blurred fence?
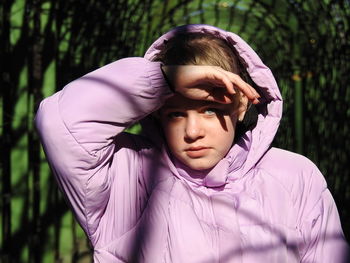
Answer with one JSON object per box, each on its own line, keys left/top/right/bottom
{"left": 1, "top": 0, "right": 349, "bottom": 262}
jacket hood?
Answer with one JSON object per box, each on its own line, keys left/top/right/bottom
{"left": 143, "top": 24, "right": 282, "bottom": 188}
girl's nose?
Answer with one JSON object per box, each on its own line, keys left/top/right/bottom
{"left": 185, "top": 114, "right": 204, "bottom": 141}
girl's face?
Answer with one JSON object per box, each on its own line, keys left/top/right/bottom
{"left": 160, "top": 93, "right": 238, "bottom": 170}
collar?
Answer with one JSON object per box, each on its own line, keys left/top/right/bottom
{"left": 164, "top": 132, "right": 252, "bottom": 188}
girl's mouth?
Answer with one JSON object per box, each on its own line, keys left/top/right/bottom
{"left": 185, "top": 147, "right": 210, "bottom": 158}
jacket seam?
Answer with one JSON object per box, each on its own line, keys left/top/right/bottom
{"left": 254, "top": 166, "right": 293, "bottom": 199}
{"left": 58, "top": 90, "right": 99, "bottom": 158}
{"left": 163, "top": 181, "right": 177, "bottom": 261}
{"left": 56, "top": 94, "right": 98, "bottom": 239}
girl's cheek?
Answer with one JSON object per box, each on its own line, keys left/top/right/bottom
{"left": 163, "top": 124, "right": 177, "bottom": 140}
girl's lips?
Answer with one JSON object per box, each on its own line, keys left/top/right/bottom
{"left": 185, "top": 147, "right": 210, "bottom": 158}
{"left": 187, "top": 146, "right": 207, "bottom": 150}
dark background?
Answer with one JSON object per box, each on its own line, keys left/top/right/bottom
{"left": 1, "top": 0, "right": 349, "bottom": 262}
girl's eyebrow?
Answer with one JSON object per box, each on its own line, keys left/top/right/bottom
{"left": 162, "top": 101, "right": 229, "bottom": 111}
{"left": 161, "top": 105, "right": 180, "bottom": 110}
{"left": 203, "top": 101, "right": 225, "bottom": 107}
{"left": 201, "top": 102, "right": 231, "bottom": 109}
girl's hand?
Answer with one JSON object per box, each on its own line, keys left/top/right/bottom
{"left": 162, "top": 65, "right": 260, "bottom": 104}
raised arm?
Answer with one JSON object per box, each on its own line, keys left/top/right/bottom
{"left": 35, "top": 58, "right": 172, "bottom": 237}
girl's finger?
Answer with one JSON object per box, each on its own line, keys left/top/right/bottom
{"left": 213, "top": 67, "right": 261, "bottom": 105}
{"left": 209, "top": 68, "right": 236, "bottom": 94}
{"left": 206, "top": 93, "right": 235, "bottom": 104}
{"left": 214, "top": 68, "right": 253, "bottom": 96}
{"left": 225, "top": 73, "right": 260, "bottom": 100}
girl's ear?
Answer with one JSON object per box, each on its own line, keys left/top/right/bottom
{"left": 234, "top": 94, "right": 259, "bottom": 142}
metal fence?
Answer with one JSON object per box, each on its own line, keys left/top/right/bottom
{"left": 1, "top": 0, "right": 349, "bottom": 262}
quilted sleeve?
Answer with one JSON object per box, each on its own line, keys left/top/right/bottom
{"left": 299, "top": 168, "right": 349, "bottom": 263}
{"left": 35, "top": 57, "right": 172, "bottom": 239}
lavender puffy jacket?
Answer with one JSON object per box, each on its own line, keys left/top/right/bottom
{"left": 35, "top": 25, "right": 348, "bottom": 262}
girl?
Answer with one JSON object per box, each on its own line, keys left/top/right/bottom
{"left": 35, "top": 24, "right": 348, "bottom": 262}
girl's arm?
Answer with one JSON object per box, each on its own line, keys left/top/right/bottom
{"left": 299, "top": 168, "right": 349, "bottom": 263}
{"left": 35, "top": 57, "right": 172, "bottom": 240}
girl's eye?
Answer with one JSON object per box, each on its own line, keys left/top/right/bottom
{"left": 167, "top": 112, "right": 185, "bottom": 119}
{"left": 204, "top": 108, "right": 218, "bottom": 115}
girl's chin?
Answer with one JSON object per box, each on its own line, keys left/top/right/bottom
{"left": 181, "top": 159, "right": 218, "bottom": 171}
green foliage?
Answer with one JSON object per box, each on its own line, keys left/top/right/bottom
{"left": 1, "top": 0, "right": 349, "bottom": 262}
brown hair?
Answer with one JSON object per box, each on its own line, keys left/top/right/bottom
{"left": 152, "top": 32, "right": 245, "bottom": 76}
